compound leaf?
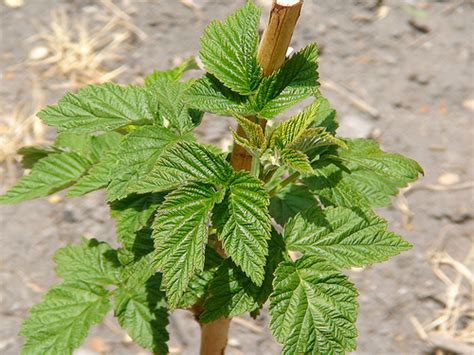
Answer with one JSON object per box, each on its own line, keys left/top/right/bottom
{"left": 114, "top": 274, "right": 169, "bottom": 354}
{"left": 284, "top": 206, "right": 412, "bottom": 268}
{"left": 20, "top": 282, "right": 111, "bottom": 355}
{"left": 269, "top": 256, "right": 358, "bottom": 355}
{"left": 54, "top": 238, "right": 121, "bottom": 285}
{"left": 38, "top": 83, "right": 157, "bottom": 133}
{"left": 0, "top": 152, "right": 92, "bottom": 204}
{"left": 152, "top": 183, "right": 220, "bottom": 307}
{"left": 213, "top": 171, "right": 271, "bottom": 285}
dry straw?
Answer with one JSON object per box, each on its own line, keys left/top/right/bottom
{"left": 1, "top": 1, "right": 145, "bottom": 190}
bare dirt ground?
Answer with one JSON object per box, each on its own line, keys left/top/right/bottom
{"left": 1, "top": 0, "right": 473, "bottom": 354}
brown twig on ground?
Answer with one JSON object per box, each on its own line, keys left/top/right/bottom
{"left": 411, "top": 227, "right": 474, "bottom": 354}
{"left": 320, "top": 79, "right": 380, "bottom": 119}
{"left": 395, "top": 181, "right": 474, "bottom": 229}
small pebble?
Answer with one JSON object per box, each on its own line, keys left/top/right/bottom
{"left": 4, "top": 0, "right": 24, "bottom": 8}
{"left": 29, "top": 46, "right": 49, "bottom": 61}
{"left": 228, "top": 338, "right": 241, "bottom": 347}
{"left": 437, "top": 172, "right": 460, "bottom": 186}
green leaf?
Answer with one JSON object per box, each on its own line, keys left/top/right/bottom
{"left": 289, "top": 128, "right": 346, "bottom": 153}
{"left": 38, "top": 83, "right": 157, "bottom": 133}
{"left": 64, "top": 132, "right": 123, "bottom": 197}
{"left": 269, "top": 184, "right": 317, "bottom": 225}
{"left": 145, "top": 56, "right": 198, "bottom": 85}
{"left": 114, "top": 274, "right": 169, "bottom": 354}
{"left": 234, "top": 115, "right": 265, "bottom": 148}
{"left": 280, "top": 148, "right": 314, "bottom": 174}
{"left": 306, "top": 139, "right": 423, "bottom": 207}
{"left": 17, "top": 146, "right": 59, "bottom": 169}
{"left": 177, "top": 247, "right": 223, "bottom": 309}
{"left": 54, "top": 131, "right": 122, "bottom": 161}
{"left": 147, "top": 74, "right": 199, "bottom": 132}
{"left": 201, "top": 230, "right": 285, "bottom": 322}
{"left": 0, "top": 152, "right": 92, "bottom": 204}
{"left": 213, "top": 171, "right": 271, "bottom": 285}
{"left": 199, "top": 1, "right": 262, "bottom": 95}
{"left": 54, "top": 238, "right": 121, "bottom": 285}
{"left": 137, "top": 141, "right": 232, "bottom": 194}
{"left": 110, "top": 193, "right": 165, "bottom": 252}
{"left": 255, "top": 44, "right": 319, "bottom": 119}
{"left": 269, "top": 100, "right": 321, "bottom": 149}
{"left": 269, "top": 256, "right": 358, "bottom": 355}
{"left": 185, "top": 74, "right": 249, "bottom": 116}
{"left": 20, "top": 281, "right": 111, "bottom": 355}
{"left": 284, "top": 206, "right": 412, "bottom": 268}
{"left": 200, "top": 259, "right": 260, "bottom": 322}
{"left": 304, "top": 160, "right": 368, "bottom": 207}
{"left": 66, "top": 150, "right": 117, "bottom": 197}
{"left": 120, "top": 253, "right": 157, "bottom": 288}
{"left": 106, "top": 126, "right": 194, "bottom": 201}
{"left": 310, "top": 96, "right": 338, "bottom": 133}
{"left": 152, "top": 183, "right": 220, "bottom": 307}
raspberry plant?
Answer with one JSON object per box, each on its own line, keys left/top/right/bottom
{"left": 1, "top": 1, "right": 422, "bottom": 354}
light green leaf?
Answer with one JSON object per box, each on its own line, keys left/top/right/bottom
{"left": 137, "top": 141, "right": 232, "bottom": 194}
{"left": 20, "top": 282, "right": 111, "bottom": 355}
{"left": 280, "top": 148, "right": 314, "bottom": 174}
{"left": 269, "top": 184, "right": 317, "bottom": 226}
{"left": 110, "top": 193, "right": 165, "bottom": 252}
{"left": 152, "top": 183, "right": 220, "bottom": 307}
{"left": 199, "top": 1, "right": 262, "bottom": 95}
{"left": 289, "top": 128, "right": 346, "bottom": 153}
{"left": 54, "top": 238, "right": 121, "bottom": 285}
{"left": 284, "top": 206, "right": 412, "bottom": 268}
{"left": 213, "top": 171, "right": 271, "bottom": 285}
{"left": 269, "top": 99, "right": 321, "bottom": 149}
{"left": 306, "top": 139, "right": 423, "bottom": 207}
{"left": 0, "top": 152, "right": 92, "bottom": 204}
{"left": 106, "top": 126, "right": 194, "bottom": 201}
{"left": 114, "top": 274, "right": 169, "bottom": 354}
{"left": 66, "top": 150, "right": 117, "bottom": 197}
{"left": 185, "top": 74, "right": 249, "bottom": 116}
{"left": 255, "top": 44, "right": 319, "bottom": 119}
{"left": 38, "top": 83, "right": 158, "bottom": 133}
{"left": 145, "top": 56, "right": 198, "bottom": 85}
{"left": 269, "top": 256, "right": 358, "bottom": 355}
{"left": 234, "top": 115, "right": 265, "bottom": 148}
